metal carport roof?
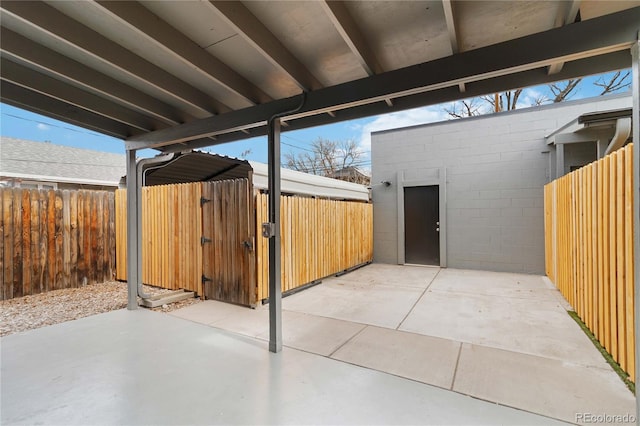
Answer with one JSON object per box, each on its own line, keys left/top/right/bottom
{"left": 140, "top": 151, "right": 252, "bottom": 186}
{"left": 136, "top": 151, "right": 369, "bottom": 201}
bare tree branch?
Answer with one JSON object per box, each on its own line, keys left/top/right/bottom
{"left": 284, "top": 138, "right": 366, "bottom": 184}
{"left": 508, "top": 88, "right": 522, "bottom": 110}
{"left": 548, "top": 78, "right": 582, "bottom": 102}
{"left": 445, "top": 99, "right": 482, "bottom": 118}
{"left": 531, "top": 93, "right": 548, "bottom": 106}
{"left": 594, "top": 70, "right": 631, "bottom": 95}
{"left": 440, "top": 70, "right": 628, "bottom": 122}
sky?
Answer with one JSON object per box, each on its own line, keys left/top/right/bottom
{"left": 0, "top": 70, "right": 631, "bottom": 172}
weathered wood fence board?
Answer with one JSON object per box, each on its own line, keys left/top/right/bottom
{"left": 0, "top": 188, "right": 115, "bottom": 300}
{"left": 256, "top": 193, "right": 373, "bottom": 301}
{"left": 202, "top": 179, "right": 255, "bottom": 305}
{"left": 115, "top": 183, "right": 203, "bottom": 295}
{"left": 115, "top": 189, "right": 127, "bottom": 281}
{"left": 544, "top": 143, "right": 634, "bottom": 381}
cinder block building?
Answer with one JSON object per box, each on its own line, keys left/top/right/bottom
{"left": 371, "top": 93, "right": 632, "bottom": 274}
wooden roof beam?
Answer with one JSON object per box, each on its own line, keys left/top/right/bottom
{"left": 95, "top": 1, "right": 272, "bottom": 106}
{"left": 207, "top": 1, "right": 323, "bottom": 91}
{"left": 1, "top": 80, "right": 135, "bottom": 139}
{"left": 0, "top": 1, "right": 229, "bottom": 117}
{"left": 548, "top": 0, "right": 582, "bottom": 75}
{"left": 320, "top": 0, "right": 383, "bottom": 76}
{"left": 0, "top": 27, "right": 189, "bottom": 126}
{"left": 125, "top": 6, "right": 640, "bottom": 150}
{"left": 0, "top": 58, "right": 166, "bottom": 132}
{"left": 441, "top": 0, "right": 466, "bottom": 92}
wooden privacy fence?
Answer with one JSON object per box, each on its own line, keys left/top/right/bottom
{"left": 115, "top": 179, "right": 373, "bottom": 306}
{"left": 255, "top": 194, "right": 373, "bottom": 301}
{"left": 115, "top": 183, "right": 204, "bottom": 296}
{"left": 544, "top": 143, "right": 634, "bottom": 381}
{"left": 1, "top": 188, "right": 115, "bottom": 300}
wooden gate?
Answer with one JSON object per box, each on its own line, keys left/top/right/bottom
{"left": 116, "top": 178, "right": 372, "bottom": 307}
{"left": 115, "top": 179, "right": 255, "bottom": 305}
{"left": 201, "top": 179, "right": 256, "bottom": 305}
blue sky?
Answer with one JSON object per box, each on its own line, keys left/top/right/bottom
{"left": 0, "top": 70, "right": 631, "bottom": 169}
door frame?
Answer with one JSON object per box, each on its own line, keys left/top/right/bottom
{"left": 396, "top": 168, "right": 447, "bottom": 267}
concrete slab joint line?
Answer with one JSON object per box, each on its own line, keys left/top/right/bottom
{"left": 327, "top": 324, "right": 370, "bottom": 358}
{"left": 449, "top": 342, "right": 464, "bottom": 390}
{"left": 396, "top": 267, "right": 441, "bottom": 330}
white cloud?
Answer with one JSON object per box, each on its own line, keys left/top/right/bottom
{"left": 36, "top": 123, "right": 50, "bottom": 131}
{"left": 519, "top": 87, "right": 547, "bottom": 107}
{"left": 358, "top": 106, "right": 449, "bottom": 152}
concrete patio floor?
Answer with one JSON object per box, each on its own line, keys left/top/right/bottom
{"left": 169, "top": 264, "right": 635, "bottom": 424}
{"left": 1, "top": 264, "right": 634, "bottom": 425}
{"left": 3, "top": 307, "right": 561, "bottom": 425}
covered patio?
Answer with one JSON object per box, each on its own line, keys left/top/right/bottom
{"left": 2, "top": 265, "right": 634, "bottom": 424}
{"left": 1, "top": 1, "right": 639, "bottom": 423}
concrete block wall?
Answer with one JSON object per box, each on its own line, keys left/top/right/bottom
{"left": 371, "top": 94, "right": 631, "bottom": 274}
{"left": 564, "top": 142, "right": 598, "bottom": 174}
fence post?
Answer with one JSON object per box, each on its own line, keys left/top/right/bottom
{"left": 552, "top": 182, "right": 558, "bottom": 283}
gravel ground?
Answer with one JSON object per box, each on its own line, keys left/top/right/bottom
{"left": 0, "top": 281, "right": 201, "bottom": 337}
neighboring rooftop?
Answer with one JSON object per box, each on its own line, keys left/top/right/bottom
{"left": 0, "top": 140, "right": 368, "bottom": 200}
{"left": 328, "top": 166, "right": 371, "bottom": 185}
{"left": 0, "top": 137, "right": 126, "bottom": 187}
{"left": 250, "top": 161, "right": 369, "bottom": 201}
{"left": 372, "top": 93, "right": 633, "bottom": 137}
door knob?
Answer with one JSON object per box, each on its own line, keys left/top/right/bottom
{"left": 436, "top": 227, "right": 440, "bottom": 232}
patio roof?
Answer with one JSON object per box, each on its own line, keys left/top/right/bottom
{"left": 0, "top": 1, "right": 638, "bottom": 151}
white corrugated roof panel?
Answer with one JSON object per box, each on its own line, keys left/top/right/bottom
{"left": 249, "top": 161, "right": 369, "bottom": 202}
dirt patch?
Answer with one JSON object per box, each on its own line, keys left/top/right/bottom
{"left": 0, "top": 281, "right": 201, "bottom": 337}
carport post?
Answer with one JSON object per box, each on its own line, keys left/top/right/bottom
{"left": 125, "top": 148, "right": 139, "bottom": 310}
{"left": 267, "top": 117, "right": 283, "bottom": 353}
{"left": 631, "top": 37, "right": 639, "bottom": 425}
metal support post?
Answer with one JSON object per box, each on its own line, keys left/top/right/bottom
{"left": 125, "top": 149, "right": 138, "bottom": 310}
{"left": 267, "top": 117, "right": 282, "bottom": 353}
{"left": 136, "top": 163, "right": 144, "bottom": 300}
{"left": 555, "top": 143, "right": 565, "bottom": 179}
{"left": 597, "top": 139, "right": 608, "bottom": 160}
{"left": 630, "top": 37, "right": 639, "bottom": 425}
